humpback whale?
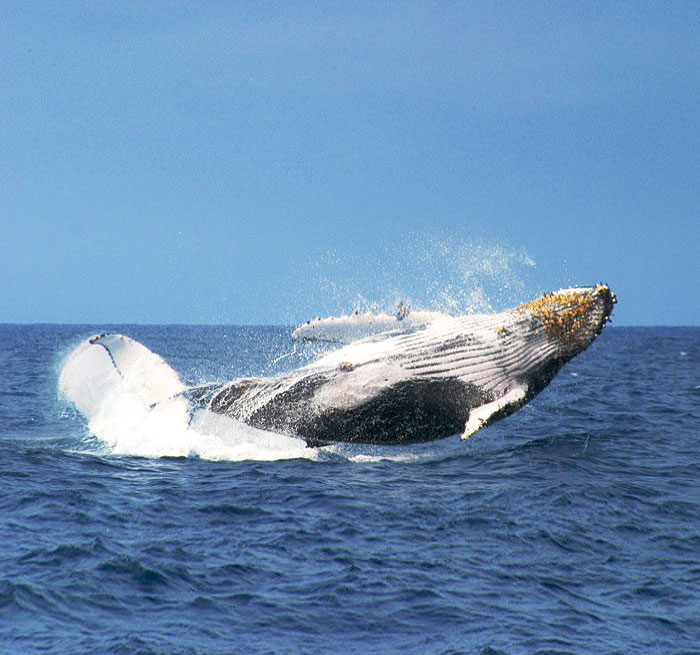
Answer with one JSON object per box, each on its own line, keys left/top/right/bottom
{"left": 59, "top": 284, "right": 615, "bottom": 446}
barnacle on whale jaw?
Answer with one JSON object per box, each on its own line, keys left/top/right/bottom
{"left": 515, "top": 284, "right": 615, "bottom": 350}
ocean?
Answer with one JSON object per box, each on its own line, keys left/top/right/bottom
{"left": 1, "top": 324, "right": 699, "bottom": 654}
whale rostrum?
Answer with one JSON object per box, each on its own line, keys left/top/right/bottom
{"left": 60, "top": 285, "right": 616, "bottom": 446}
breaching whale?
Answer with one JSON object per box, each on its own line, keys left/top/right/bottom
{"left": 59, "top": 284, "right": 615, "bottom": 446}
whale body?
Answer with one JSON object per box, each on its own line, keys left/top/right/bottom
{"left": 60, "top": 285, "right": 615, "bottom": 446}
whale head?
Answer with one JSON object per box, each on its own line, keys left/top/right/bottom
{"left": 515, "top": 283, "right": 616, "bottom": 359}
{"left": 491, "top": 282, "right": 616, "bottom": 409}
{"left": 458, "top": 283, "right": 616, "bottom": 439}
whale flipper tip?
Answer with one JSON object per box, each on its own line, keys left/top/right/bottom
{"left": 462, "top": 385, "right": 528, "bottom": 440}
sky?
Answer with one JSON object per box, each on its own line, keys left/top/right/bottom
{"left": 2, "top": 2, "right": 699, "bottom": 326}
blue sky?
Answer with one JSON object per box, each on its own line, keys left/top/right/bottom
{"left": 2, "top": 2, "right": 698, "bottom": 325}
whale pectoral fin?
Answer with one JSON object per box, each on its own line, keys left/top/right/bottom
{"left": 59, "top": 333, "right": 186, "bottom": 418}
{"left": 462, "top": 385, "right": 528, "bottom": 440}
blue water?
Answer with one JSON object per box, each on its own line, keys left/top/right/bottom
{"left": 1, "top": 324, "right": 699, "bottom": 654}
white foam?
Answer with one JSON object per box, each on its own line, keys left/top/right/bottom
{"left": 59, "top": 338, "right": 318, "bottom": 462}
{"left": 75, "top": 383, "right": 318, "bottom": 462}
{"left": 321, "top": 443, "right": 424, "bottom": 463}
{"left": 344, "top": 452, "right": 422, "bottom": 463}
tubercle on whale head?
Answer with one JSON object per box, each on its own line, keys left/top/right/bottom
{"left": 514, "top": 284, "right": 616, "bottom": 355}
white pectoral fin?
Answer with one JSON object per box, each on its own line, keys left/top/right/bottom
{"left": 462, "top": 385, "right": 528, "bottom": 440}
{"left": 59, "top": 333, "right": 186, "bottom": 419}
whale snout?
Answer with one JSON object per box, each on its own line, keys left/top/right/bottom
{"left": 593, "top": 283, "right": 617, "bottom": 325}
{"left": 516, "top": 283, "right": 616, "bottom": 356}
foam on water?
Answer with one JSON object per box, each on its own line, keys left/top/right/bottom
{"left": 85, "top": 391, "right": 317, "bottom": 462}
{"left": 321, "top": 443, "right": 425, "bottom": 464}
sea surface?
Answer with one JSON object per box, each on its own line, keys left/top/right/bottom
{"left": 1, "top": 324, "right": 699, "bottom": 654}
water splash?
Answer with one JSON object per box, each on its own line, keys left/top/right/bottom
{"left": 66, "top": 385, "right": 319, "bottom": 462}
{"left": 58, "top": 335, "right": 319, "bottom": 463}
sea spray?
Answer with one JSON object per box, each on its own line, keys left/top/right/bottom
{"left": 302, "top": 233, "right": 537, "bottom": 321}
